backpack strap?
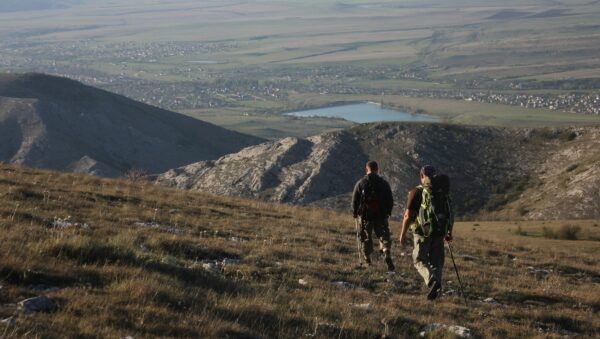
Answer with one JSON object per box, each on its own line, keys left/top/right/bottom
{"left": 417, "top": 185, "right": 433, "bottom": 237}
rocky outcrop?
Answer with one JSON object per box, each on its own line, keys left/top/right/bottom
{"left": 157, "top": 122, "right": 600, "bottom": 220}
{"left": 158, "top": 132, "right": 367, "bottom": 205}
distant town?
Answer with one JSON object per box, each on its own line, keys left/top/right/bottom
{"left": 1, "top": 39, "right": 598, "bottom": 115}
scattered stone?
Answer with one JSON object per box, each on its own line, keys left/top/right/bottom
{"left": 134, "top": 221, "right": 186, "bottom": 235}
{"left": 482, "top": 297, "right": 499, "bottom": 304}
{"left": 202, "top": 262, "right": 218, "bottom": 272}
{"left": 1, "top": 317, "right": 15, "bottom": 326}
{"left": 527, "top": 266, "right": 551, "bottom": 277}
{"left": 52, "top": 216, "right": 90, "bottom": 230}
{"left": 200, "top": 258, "right": 240, "bottom": 273}
{"left": 442, "top": 288, "right": 456, "bottom": 296}
{"left": 420, "top": 323, "right": 471, "bottom": 338}
{"left": 348, "top": 303, "right": 371, "bottom": 310}
{"left": 298, "top": 279, "right": 308, "bottom": 286}
{"left": 331, "top": 281, "right": 355, "bottom": 289}
{"left": 18, "top": 296, "right": 57, "bottom": 314}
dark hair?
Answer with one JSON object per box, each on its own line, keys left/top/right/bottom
{"left": 366, "top": 161, "right": 378, "bottom": 172}
{"left": 420, "top": 165, "right": 436, "bottom": 178}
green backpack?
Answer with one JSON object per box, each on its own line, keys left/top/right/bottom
{"left": 416, "top": 174, "right": 454, "bottom": 237}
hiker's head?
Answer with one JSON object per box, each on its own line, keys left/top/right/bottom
{"left": 366, "top": 161, "right": 379, "bottom": 174}
{"left": 419, "top": 165, "right": 436, "bottom": 185}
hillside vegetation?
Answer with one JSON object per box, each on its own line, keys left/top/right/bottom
{"left": 1, "top": 164, "right": 598, "bottom": 338}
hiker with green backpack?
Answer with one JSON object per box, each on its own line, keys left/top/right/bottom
{"left": 352, "top": 161, "right": 395, "bottom": 271}
{"left": 399, "top": 165, "right": 454, "bottom": 300}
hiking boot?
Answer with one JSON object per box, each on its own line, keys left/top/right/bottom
{"left": 427, "top": 280, "right": 441, "bottom": 301}
{"left": 385, "top": 256, "right": 395, "bottom": 272}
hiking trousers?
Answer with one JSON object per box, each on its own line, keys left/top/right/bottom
{"left": 412, "top": 233, "right": 445, "bottom": 286}
{"left": 359, "top": 217, "right": 392, "bottom": 260}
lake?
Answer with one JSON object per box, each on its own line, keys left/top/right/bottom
{"left": 284, "top": 102, "right": 439, "bottom": 123}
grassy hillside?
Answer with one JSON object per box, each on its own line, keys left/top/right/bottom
{"left": 0, "top": 164, "right": 598, "bottom": 337}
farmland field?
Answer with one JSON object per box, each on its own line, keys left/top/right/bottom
{"left": 1, "top": 0, "right": 600, "bottom": 137}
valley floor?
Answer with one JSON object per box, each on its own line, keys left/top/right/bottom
{"left": 0, "top": 164, "right": 598, "bottom": 338}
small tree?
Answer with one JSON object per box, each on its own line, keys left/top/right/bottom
{"left": 125, "top": 168, "right": 148, "bottom": 183}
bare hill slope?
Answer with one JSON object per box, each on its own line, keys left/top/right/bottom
{"left": 0, "top": 73, "right": 263, "bottom": 176}
{"left": 158, "top": 123, "right": 600, "bottom": 220}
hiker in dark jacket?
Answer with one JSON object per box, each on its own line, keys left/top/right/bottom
{"left": 352, "top": 161, "right": 395, "bottom": 271}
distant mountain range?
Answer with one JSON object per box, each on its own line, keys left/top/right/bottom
{"left": 157, "top": 123, "right": 600, "bottom": 220}
{"left": 0, "top": 73, "right": 264, "bottom": 176}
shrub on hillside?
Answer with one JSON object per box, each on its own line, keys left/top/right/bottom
{"left": 125, "top": 168, "right": 148, "bottom": 183}
{"left": 542, "top": 224, "right": 581, "bottom": 240}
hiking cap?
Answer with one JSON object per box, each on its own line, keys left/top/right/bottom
{"left": 420, "top": 165, "right": 436, "bottom": 177}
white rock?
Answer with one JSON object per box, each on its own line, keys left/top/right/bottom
{"left": 482, "top": 297, "right": 498, "bottom": 304}
{"left": 202, "top": 263, "right": 217, "bottom": 271}
{"left": 420, "top": 323, "right": 471, "bottom": 338}
{"left": 298, "top": 279, "right": 308, "bottom": 286}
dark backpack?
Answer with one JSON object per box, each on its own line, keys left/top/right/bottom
{"left": 417, "top": 174, "right": 453, "bottom": 237}
{"left": 359, "top": 176, "right": 382, "bottom": 220}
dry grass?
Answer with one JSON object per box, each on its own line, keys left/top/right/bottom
{"left": 0, "top": 164, "right": 598, "bottom": 338}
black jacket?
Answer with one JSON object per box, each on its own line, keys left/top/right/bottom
{"left": 351, "top": 173, "right": 394, "bottom": 219}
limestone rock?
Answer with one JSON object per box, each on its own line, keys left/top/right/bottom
{"left": 420, "top": 323, "right": 471, "bottom": 338}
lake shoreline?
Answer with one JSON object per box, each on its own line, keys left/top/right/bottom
{"left": 282, "top": 102, "right": 440, "bottom": 123}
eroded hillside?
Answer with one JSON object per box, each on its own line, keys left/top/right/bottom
{"left": 158, "top": 123, "right": 600, "bottom": 220}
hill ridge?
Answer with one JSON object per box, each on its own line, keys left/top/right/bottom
{"left": 158, "top": 122, "right": 600, "bottom": 220}
{"left": 0, "top": 73, "right": 264, "bottom": 176}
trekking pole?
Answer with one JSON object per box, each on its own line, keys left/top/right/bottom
{"left": 446, "top": 241, "right": 468, "bottom": 305}
{"left": 354, "top": 218, "right": 363, "bottom": 266}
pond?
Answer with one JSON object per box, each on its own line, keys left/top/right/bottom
{"left": 284, "top": 102, "right": 439, "bottom": 123}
